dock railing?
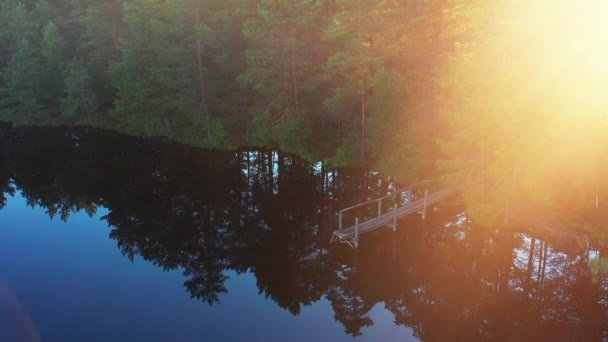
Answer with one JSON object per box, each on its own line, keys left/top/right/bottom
{"left": 337, "top": 179, "right": 440, "bottom": 231}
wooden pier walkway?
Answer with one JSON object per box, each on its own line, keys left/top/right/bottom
{"left": 331, "top": 181, "right": 459, "bottom": 248}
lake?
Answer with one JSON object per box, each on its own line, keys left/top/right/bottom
{"left": 0, "top": 125, "right": 606, "bottom": 341}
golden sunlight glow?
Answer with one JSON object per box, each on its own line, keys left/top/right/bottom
{"left": 442, "top": 0, "right": 608, "bottom": 224}
{"left": 500, "top": 0, "right": 608, "bottom": 118}
{"left": 520, "top": 0, "right": 608, "bottom": 74}
{"left": 549, "top": 1, "right": 608, "bottom": 74}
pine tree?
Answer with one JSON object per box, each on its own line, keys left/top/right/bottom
{"left": 0, "top": 38, "right": 42, "bottom": 124}
{"left": 240, "top": 0, "right": 335, "bottom": 154}
{"left": 0, "top": 1, "right": 40, "bottom": 66}
{"left": 77, "top": 0, "right": 124, "bottom": 110}
{"left": 61, "top": 58, "right": 97, "bottom": 123}
{"left": 110, "top": 0, "right": 199, "bottom": 137}
{"left": 40, "top": 21, "right": 66, "bottom": 110}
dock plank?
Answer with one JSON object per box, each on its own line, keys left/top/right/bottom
{"left": 332, "top": 187, "right": 459, "bottom": 244}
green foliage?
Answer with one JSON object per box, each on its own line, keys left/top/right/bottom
{"left": 248, "top": 109, "right": 316, "bottom": 158}
{"left": 273, "top": 114, "right": 314, "bottom": 157}
{"left": 40, "top": 21, "right": 66, "bottom": 107}
{"left": 110, "top": 0, "right": 198, "bottom": 137}
{"left": 76, "top": 0, "right": 124, "bottom": 109}
{"left": 241, "top": 0, "right": 335, "bottom": 149}
{"left": 324, "top": 144, "right": 356, "bottom": 168}
{"left": 0, "top": 38, "right": 43, "bottom": 124}
{"left": 4, "top": 0, "right": 607, "bottom": 232}
{"left": 3, "top": 1, "right": 40, "bottom": 44}
{"left": 202, "top": 119, "right": 230, "bottom": 149}
{"left": 376, "top": 119, "right": 438, "bottom": 183}
{"left": 61, "top": 58, "right": 97, "bottom": 123}
{"left": 0, "top": 0, "right": 474, "bottom": 170}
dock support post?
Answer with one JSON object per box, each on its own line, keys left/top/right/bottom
{"left": 393, "top": 203, "right": 397, "bottom": 232}
{"left": 378, "top": 198, "right": 383, "bottom": 217}
{"left": 339, "top": 212, "right": 343, "bottom": 230}
{"left": 355, "top": 217, "right": 359, "bottom": 248}
{"left": 422, "top": 189, "right": 429, "bottom": 220}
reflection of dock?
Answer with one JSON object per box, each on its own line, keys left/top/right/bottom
{"left": 331, "top": 180, "right": 459, "bottom": 248}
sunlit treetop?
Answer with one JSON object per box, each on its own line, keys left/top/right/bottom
{"left": 501, "top": 0, "right": 608, "bottom": 90}
{"left": 437, "top": 0, "right": 608, "bottom": 226}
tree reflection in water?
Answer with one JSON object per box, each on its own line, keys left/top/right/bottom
{"left": 1, "top": 124, "right": 608, "bottom": 340}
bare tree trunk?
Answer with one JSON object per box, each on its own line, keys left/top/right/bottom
{"left": 524, "top": 238, "right": 536, "bottom": 295}
{"left": 242, "top": 88, "right": 249, "bottom": 144}
{"left": 277, "top": 151, "right": 284, "bottom": 194}
{"left": 79, "top": 76, "right": 90, "bottom": 123}
{"left": 111, "top": 9, "right": 121, "bottom": 60}
{"left": 337, "top": 119, "right": 342, "bottom": 145}
{"left": 321, "top": 110, "right": 328, "bottom": 130}
{"left": 320, "top": 161, "right": 326, "bottom": 196}
{"left": 291, "top": 46, "right": 299, "bottom": 112}
{"left": 195, "top": 12, "right": 212, "bottom": 140}
{"left": 536, "top": 241, "right": 548, "bottom": 300}
{"left": 163, "top": 113, "right": 173, "bottom": 137}
{"left": 268, "top": 151, "right": 274, "bottom": 193}
{"left": 360, "top": 94, "right": 366, "bottom": 161}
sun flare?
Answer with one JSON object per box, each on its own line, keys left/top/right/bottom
{"left": 522, "top": 0, "right": 608, "bottom": 75}
{"left": 489, "top": 0, "right": 608, "bottom": 119}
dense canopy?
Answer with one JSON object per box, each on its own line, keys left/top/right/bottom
{"left": 1, "top": 0, "right": 607, "bottom": 226}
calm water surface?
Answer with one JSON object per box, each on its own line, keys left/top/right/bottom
{"left": 0, "top": 126, "right": 607, "bottom": 341}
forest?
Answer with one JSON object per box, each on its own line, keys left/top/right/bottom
{"left": 0, "top": 0, "right": 455, "bottom": 161}
{"left": 2, "top": 0, "right": 608, "bottom": 227}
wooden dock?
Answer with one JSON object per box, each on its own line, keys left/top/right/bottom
{"left": 331, "top": 181, "right": 459, "bottom": 248}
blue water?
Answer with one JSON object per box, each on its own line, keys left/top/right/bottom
{"left": 0, "top": 192, "right": 416, "bottom": 341}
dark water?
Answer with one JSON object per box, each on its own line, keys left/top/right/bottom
{"left": 0, "top": 126, "right": 607, "bottom": 341}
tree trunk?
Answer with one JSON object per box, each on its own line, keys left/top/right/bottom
{"left": 360, "top": 94, "right": 366, "bottom": 161}
{"left": 195, "top": 12, "right": 212, "bottom": 140}
{"left": 163, "top": 113, "right": 173, "bottom": 137}
{"left": 267, "top": 151, "right": 274, "bottom": 193}
{"left": 524, "top": 237, "right": 536, "bottom": 295}
{"left": 242, "top": 88, "right": 250, "bottom": 144}
{"left": 111, "top": 10, "right": 120, "bottom": 60}
{"left": 290, "top": 46, "right": 299, "bottom": 112}
{"left": 539, "top": 242, "right": 548, "bottom": 295}
{"left": 277, "top": 151, "right": 284, "bottom": 194}
{"left": 79, "top": 76, "right": 89, "bottom": 123}
{"left": 321, "top": 110, "right": 328, "bottom": 130}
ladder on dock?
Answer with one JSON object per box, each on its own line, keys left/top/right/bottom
{"left": 330, "top": 180, "right": 459, "bottom": 248}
